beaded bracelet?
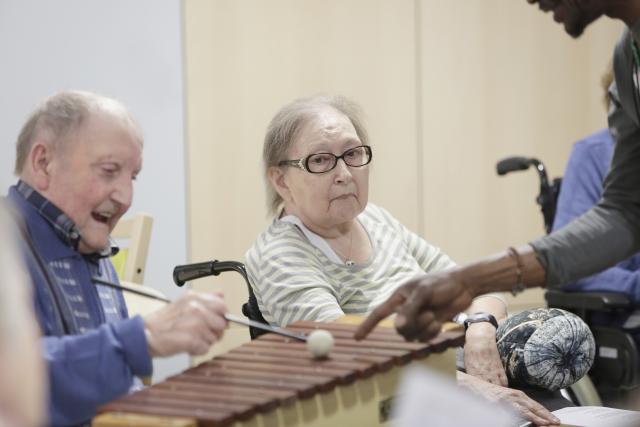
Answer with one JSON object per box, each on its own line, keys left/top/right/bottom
{"left": 507, "top": 246, "right": 526, "bottom": 296}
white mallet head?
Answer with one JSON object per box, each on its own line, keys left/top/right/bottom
{"left": 306, "top": 329, "right": 334, "bottom": 359}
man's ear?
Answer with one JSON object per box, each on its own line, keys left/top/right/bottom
{"left": 267, "top": 166, "right": 292, "bottom": 204}
{"left": 28, "top": 142, "right": 53, "bottom": 191}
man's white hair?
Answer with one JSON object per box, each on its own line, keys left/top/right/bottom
{"left": 14, "top": 90, "right": 141, "bottom": 175}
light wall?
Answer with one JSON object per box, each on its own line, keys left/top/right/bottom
{"left": 417, "top": 2, "right": 622, "bottom": 311}
{"left": 183, "top": 0, "right": 623, "bottom": 353}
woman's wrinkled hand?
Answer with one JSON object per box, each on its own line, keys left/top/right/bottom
{"left": 464, "top": 322, "right": 508, "bottom": 386}
{"left": 458, "top": 372, "right": 560, "bottom": 426}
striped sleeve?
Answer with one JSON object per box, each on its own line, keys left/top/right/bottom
{"left": 245, "top": 223, "right": 344, "bottom": 327}
{"left": 366, "top": 204, "right": 456, "bottom": 273}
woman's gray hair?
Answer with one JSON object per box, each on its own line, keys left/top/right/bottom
{"left": 263, "top": 95, "right": 369, "bottom": 215}
{"left": 14, "top": 90, "right": 140, "bottom": 175}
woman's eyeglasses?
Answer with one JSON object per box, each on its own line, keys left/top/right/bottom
{"left": 278, "top": 145, "right": 372, "bottom": 174}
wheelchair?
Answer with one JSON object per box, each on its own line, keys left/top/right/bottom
{"left": 172, "top": 259, "right": 269, "bottom": 339}
{"left": 497, "top": 156, "right": 640, "bottom": 406}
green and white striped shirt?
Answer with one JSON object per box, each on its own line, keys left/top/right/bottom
{"left": 245, "top": 203, "right": 455, "bottom": 327}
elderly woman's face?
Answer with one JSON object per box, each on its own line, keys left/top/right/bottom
{"left": 282, "top": 108, "right": 369, "bottom": 231}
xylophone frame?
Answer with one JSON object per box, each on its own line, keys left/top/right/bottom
{"left": 93, "top": 321, "right": 463, "bottom": 427}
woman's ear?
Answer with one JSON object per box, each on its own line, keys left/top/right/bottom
{"left": 267, "top": 166, "right": 292, "bottom": 204}
{"left": 28, "top": 142, "right": 53, "bottom": 191}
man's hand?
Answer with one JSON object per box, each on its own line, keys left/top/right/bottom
{"left": 458, "top": 372, "right": 560, "bottom": 426}
{"left": 464, "top": 323, "right": 508, "bottom": 386}
{"left": 354, "top": 270, "right": 474, "bottom": 341}
{"left": 143, "top": 291, "right": 228, "bottom": 357}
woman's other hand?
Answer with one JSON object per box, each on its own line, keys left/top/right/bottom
{"left": 464, "top": 322, "right": 508, "bottom": 386}
{"left": 457, "top": 372, "right": 561, "bottom": 426}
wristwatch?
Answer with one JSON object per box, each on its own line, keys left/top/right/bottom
{"left": 463, "top": 312, "right": 498, "bottom": 331}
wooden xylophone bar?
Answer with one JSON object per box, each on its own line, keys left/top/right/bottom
{"left": 94, "top": 321, "right": 464, "bottom": 427}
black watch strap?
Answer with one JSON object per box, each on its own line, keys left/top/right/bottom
{"left": 463, "top": 312, "right": 498, "bottom": 331}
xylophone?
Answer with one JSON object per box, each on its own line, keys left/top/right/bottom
{"left": 93, "top": 321, "right": 464, "bottom": 427}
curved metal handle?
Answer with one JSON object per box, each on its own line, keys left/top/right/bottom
{"left": 173, "top": 260, "right": 250, "bottom": 287}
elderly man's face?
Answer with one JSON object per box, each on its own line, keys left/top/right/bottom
{"left": 282, "top": 108, "right": 369, "bottom": 233}
{"left": 528, "top": 0, "right": 606, "bottom": 38}
{"left": 44, "top": 112, "right": 142, "bottom": 254}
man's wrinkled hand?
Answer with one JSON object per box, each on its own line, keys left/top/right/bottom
{"left": 143, "top": 291, "right": 228, "bottom": 357}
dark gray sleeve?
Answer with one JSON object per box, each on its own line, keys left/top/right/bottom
{"left": 530, "top": 77, "right": 640, "bottom": 288}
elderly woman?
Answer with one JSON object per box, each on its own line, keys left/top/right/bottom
{"left": 246, "top": 95, "right": 560, "bottom": 426}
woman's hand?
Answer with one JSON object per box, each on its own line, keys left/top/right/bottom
{"left": 457, "top": 372, "right": 561, "bottom": 426}
{"left": 464, "top": 322, "right": 508, "bottom": 386}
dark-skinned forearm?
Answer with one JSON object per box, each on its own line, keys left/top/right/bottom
{"left": 450, "top": 245, "right": 546, "bottom": 298}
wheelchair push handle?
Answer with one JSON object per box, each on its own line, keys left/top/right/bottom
{"left": 496, "top": 156, "right": 550, "bottom": 186}
{"left": 496, "top": 156, "right": 531, "bottom": 175}
{"left": 495, "top": 156, "right": 560, "bottom": 234}
{"left": 173, "top": 260, "right": 250, "bottom": 287}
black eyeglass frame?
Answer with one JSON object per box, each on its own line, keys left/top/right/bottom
{"left": 278, "top": 145, "right": 373, "bottom": 174}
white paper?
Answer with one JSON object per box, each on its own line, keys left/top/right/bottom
{"left": 551, "top": 406, "right": 640, "bottom": 427}
{"left": 393, "top": 366, "right": 519, "bottom": 427}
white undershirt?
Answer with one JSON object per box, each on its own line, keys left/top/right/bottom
{"left": 280, "top": 215, "right": 345, "bottom": 264}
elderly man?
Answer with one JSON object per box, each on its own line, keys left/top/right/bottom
{"left": 7, "top": 91, "right": 228, "bottom": 426}
{"left": 356, "top": 0, "right": 640, "bottom": 342}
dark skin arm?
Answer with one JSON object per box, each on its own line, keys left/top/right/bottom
{"left": 354, "top": 245, "right": 546, "bottom": 341}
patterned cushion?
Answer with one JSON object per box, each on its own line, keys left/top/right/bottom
{"left": 496, "top": 308, "right": 595, "bottom": 391}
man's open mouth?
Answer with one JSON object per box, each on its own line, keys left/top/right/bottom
{"left": 92, "top": 212, "right": 113, "bottom": 224}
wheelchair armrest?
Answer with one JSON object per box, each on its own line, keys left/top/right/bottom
{"left": 545, "top": 289, "right": 632, "bottom": 311}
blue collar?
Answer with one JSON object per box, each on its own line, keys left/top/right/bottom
{"left": 14, "top": 180, "right": 118, "bottom": 258}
